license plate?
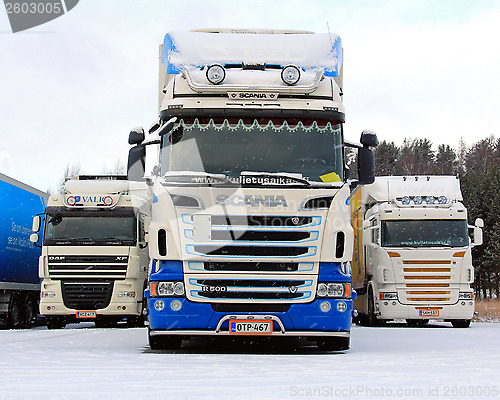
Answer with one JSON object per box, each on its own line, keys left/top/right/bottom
{"left": 419, "top": 309, "right": 439, "bottom": 317}
{"left": 76, "top": 311, "right": 96, "bottom": 319}
{"left": 229, "top": 320, "right": 273, "bottom": 335}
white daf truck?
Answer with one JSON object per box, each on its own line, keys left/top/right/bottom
{"left": 31, "top": 176, "right": 151, "bottom": 329}
{"left": 128, "top": 29, "right": 378, "bottom": 350}
{"left": 351, "top": 176, "right": 483, "bottom": 327}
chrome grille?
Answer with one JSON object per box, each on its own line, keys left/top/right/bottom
{"left": 48, "top": 255, "right": 128, "bottom": 279}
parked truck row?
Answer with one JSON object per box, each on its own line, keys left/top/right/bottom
{"left": 2, "top": 29, "right": 483, "bottom": 353}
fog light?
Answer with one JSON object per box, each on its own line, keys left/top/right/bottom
{"left": 281, "top": 65, "right": 301, "bottom": 85}
{"left": 337, "top": 302, "right": 347, "bottom": 312}
{"left": 154, "top": 300, "right": 165, "bottom": 311}
{"left": 171, "top": 300, "right": 182, "bottom": 311}
{"left": 392, "top": 301, "right": 397, "bottom": 306}
{"left": 206, "top": 64, "right": 226, "bottom": 85}
{"left": 320, "top": 301, "right": 331, "bottom": 312}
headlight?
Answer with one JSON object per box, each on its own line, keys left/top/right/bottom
{"left": 206, "top": 64, "right": 226, "bottom": 85}
{"left": 151, "top": 281, "right": 185, "bottom": 297}
{"left": 317, "top": 283, "right": 351, "bottom": 298}
{"left": 379, "top": 292, "right": 398, "bottom": 300}
{"left": 281, "top": 65, "right": 301, "bottom": 85}
{"left": 41, "top": 291, "right": 56, "bottom": 299}
{"left": 458, "top": 292, "right": 474, "bottom": 300}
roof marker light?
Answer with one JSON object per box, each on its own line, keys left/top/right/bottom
{"left": 206, "top": 64, "right": 226, "bottom": 85}
{"left": 281, "top": 65, "right": 301, "bottom": 85}
{"left": 438, "top": 196, "right": 448, "bottom": 204}
{"left": 401, "top": 196, "right": 411, "bottom": 205}
{"left": 425, "top": 196, "right": 436, "bottom": 204}
{"left": 413, "top": 196, "right": 423, "bottom": 205}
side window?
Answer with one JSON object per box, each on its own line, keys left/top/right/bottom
{"left": 371, "top": 218, "right": 379, "bottom": 244}
{"left": 138, "top": 216, "right": 145, "bottom": 243}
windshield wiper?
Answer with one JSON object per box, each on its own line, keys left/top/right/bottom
{"left": 163, "top": 171, "right": 233, "bottom": 184}
{"left": 239, "top": 171, "right": 311, "bottom": 186}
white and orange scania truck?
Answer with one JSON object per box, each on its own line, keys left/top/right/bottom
{"left": 351, "top": 176, "right": 483, "bottom": 328}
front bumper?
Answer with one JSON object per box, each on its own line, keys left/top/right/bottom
{"left": 148, "top": 297, "right": 353, "bottom": 336}
{"left": 377, "top": 299, "right": 475, "bottom": 320}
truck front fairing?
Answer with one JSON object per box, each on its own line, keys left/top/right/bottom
{"left": 141, "top": 29, "right": 376, "bottom": 350}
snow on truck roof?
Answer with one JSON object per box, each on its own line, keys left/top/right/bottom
{"left": 364, "top": 176, "right": 463, "bottom": 203}
{"left": 162, "top": 30, "right": 343, "bottom": 77}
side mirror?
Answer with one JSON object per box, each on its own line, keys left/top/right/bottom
{"left": 473, "top": 218, "right": 483, "bottom": 246}
{"left": 127, "top": 144, "right": 146, "bottom": 181}
{"left": 32, "top": 215, "right": 41, "bottom": 233}
{"left": 129, "top": 127, "right": 145, "bottom": 145}
{"left": 357, "top": 130, "right": 378, "bottom": 185}
{"left": 30, "top": 233, "right": 39, "bottom": 244}
{"left": 158, "top": 117, "right": 178, "bottom": 137}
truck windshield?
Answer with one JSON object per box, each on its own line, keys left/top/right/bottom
{"left": 44, "top": 214, "right": 137, "bottom": 246}
{"left": 160, "top": 118, "right": 344, "bottom": 184}
{"left": 381, "top": 219, "right": 468, "bottom": 248}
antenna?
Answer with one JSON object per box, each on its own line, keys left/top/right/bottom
{"left": 326, "top": 21, "right": 334, "bottom": 47}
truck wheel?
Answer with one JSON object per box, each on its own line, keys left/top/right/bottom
{"left": 22, "top": 295, "right": 37, "bottom": 328}
{"left": 8, "top": 296, "right": 23, "bottom": 329}
{"left": 95, "top": 318, "right": 119, "bottom": 328}
{"left": 367, "top": 289, "right": 378, "bottom": 327}
{"left": 46, "top": 317, "right": 66, "bottom": 330}
{"left": 126, "top": 315, "right": 145, "bottom": 328}
{"left": 317, "top": 337, "right": 350, "bottom": 351}
{"left": 451, "top": 319, "right": 471, "bottom": 328}
{"left": 148, "top": 328, "right": 182, "bottom": 350}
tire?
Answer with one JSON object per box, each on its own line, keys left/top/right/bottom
{"left": 367, "top": 289, "right": 378, "bottom": 327}
{"left": 126, "top": 315, "right": 145, "bottom": 328}
{"left": 451, "top": 319, "right": 471, "bottom": 328}
{"left": 8, "top": 295, "right": 23, "bottom": 329}
{"left": 46, "top": 317, "right": 66, "bottom": 330}
{"left": 406, "top": 319, "right": 429, "bottom": 327}
{"left": 317, "top": 336, "right": 350, "bottom": 351}
{"left": 95, "top": 318, "right": 119, "bottom": 328}
{"left": 22, "top": 295, "right": 37, "bottom": 329}
{"left": 148, "top": 328, "right": 182, "bottom": 350}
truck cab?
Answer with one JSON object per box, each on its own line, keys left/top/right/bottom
{"left": 32, "top": 176, "right": 151, "bottom": 329}
{"left": 129, "top": 29, "right": 377, "bottom": 350}
{"left": 352, "top": 176, "right": 482, "bottom": 327}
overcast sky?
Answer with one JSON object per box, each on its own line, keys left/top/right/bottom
{"left": 1, "top": 0, "right": 499, "bottom": 192}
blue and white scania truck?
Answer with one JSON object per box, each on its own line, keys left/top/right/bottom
{"left": 128, "top": 29, "right": 378, "bottom": 350}
{"left": 0, "top": 173, "right": 47, "bottom": 328}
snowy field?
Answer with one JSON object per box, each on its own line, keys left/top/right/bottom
{"left": 1, "top": 322, "right": 499, "bottom": 400}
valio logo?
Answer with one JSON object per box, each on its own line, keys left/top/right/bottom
{"left": 3, "top": 0, "right": 79, "bottom": 33}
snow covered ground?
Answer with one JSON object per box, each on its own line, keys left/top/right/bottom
{"left": 0, "top": 322, "right": 499, "bottom": 400}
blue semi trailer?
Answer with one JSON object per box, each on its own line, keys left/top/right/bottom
{"left": 0, "top": 173, "right": 47, "bottom": 328}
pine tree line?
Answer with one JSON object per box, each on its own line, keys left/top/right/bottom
{"left": 353, "top": 135, "right": 499, "bottom": 299}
